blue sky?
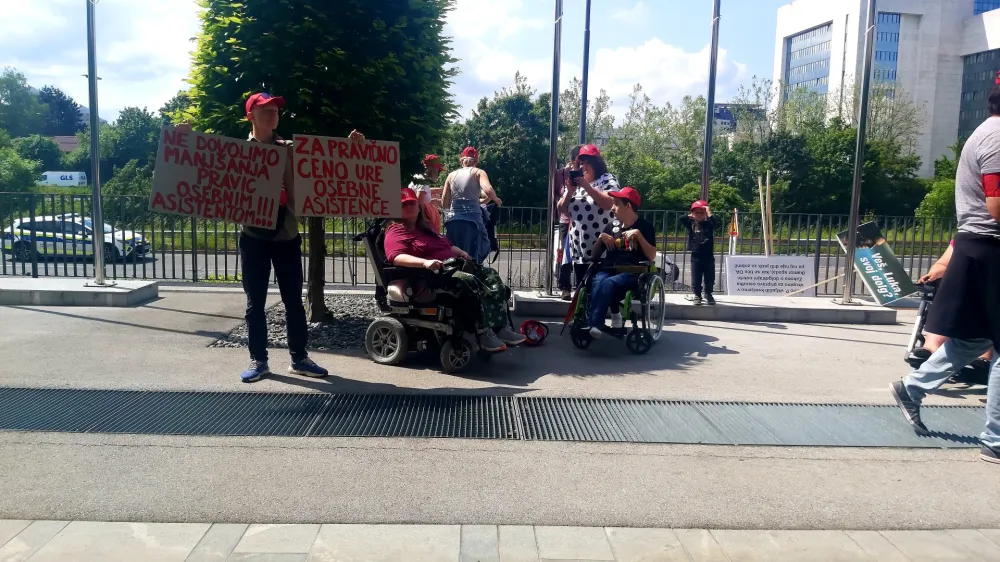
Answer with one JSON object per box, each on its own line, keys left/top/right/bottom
{"left": 2, "top": 0, "right": 791, "bottom": 123}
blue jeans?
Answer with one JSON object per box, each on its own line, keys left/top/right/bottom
{"left": 588, "top": 271, "right": 639, "bottom": 328}
{"left": 903, "top": 337, "right": 1000, "bottom": 448}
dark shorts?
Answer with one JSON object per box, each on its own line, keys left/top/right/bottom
{"left": 925, "top": 231, "right": 1000, "bottom": 347}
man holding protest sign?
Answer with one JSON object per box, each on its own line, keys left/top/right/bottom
{"left": 175, "top": 92, "right": 363, "bottom": 383}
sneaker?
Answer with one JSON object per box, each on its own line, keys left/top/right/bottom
{"left": 889, "top": 381, "right": 929, "bottom": 435}
{"left": 981, "top": 445, "right": 1000, "bottom": 464}
{"left": 241, "top": 360, "right": 270, "bottom": 383}
{"left": 561, "top": 289, "right": 571, "bottom": 301}
{"left": 479, "top": 329, "right": 506, "bottom": 352}
{"left": 693, "top": 295, "right": 703, "bottom": 306}
{"left": 289, "top": 357, "right": 329, "bottom": 378}
{"left": 705, "top": 294, "right": 716, "bottom": 305}
{"left": 496, "top": 326, "right": 526, "bottom": 346}
{"left": 589, "top": 326, "right": 603, "bottom": 339}
{"left": 611, "top": 312, "right": 623, "bottom": 329}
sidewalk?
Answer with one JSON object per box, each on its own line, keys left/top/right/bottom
{"left": 2, "top": 520, "right": 998, "bottom": 561}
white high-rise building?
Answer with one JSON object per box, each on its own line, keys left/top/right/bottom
{"left": 773, "top": 0, "right": 1000, "bottom": 177}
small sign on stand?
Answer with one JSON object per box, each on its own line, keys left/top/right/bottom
{"left": 725, "top": 255, "right": 816, "bottom": 297}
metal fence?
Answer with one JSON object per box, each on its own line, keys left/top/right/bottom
{"left": 0, "top": 192, "right": 957, "bottom": 297}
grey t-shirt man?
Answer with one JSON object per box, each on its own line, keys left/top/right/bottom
{"left": 956, "top": 117, "right": 1000, "bottom": 238}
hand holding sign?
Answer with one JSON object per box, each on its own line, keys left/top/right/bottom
{"left": 150, "top": 125, "right": 287, "bottom": 228}
{"left": 293, "top": 134, "right": 402, "bottom": 218}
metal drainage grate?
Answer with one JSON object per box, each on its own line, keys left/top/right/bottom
{"left": 0, "top": 388, "right": 985, "bottom": 447}
{"left": 517, "top": 397, "right": 984, "bottom": 448}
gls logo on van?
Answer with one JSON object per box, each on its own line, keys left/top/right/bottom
{"left": 60, "top": 175, "right": 75, "bottom": 181}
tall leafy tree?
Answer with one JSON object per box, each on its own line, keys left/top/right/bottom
{"left": 62, "top": 107, "right": 160, "bottom": 182}
{"left": 0, "top": 68, "right": 48, "bottom": 138}
{"left": 37, "top": 86, "right": 83, "bottom": 136}
{"left": 184, "top": 0, "right": 456, "bottom": 321}
{"left": 159, "top": 91, "right": 192, "bottom": 126}
{"left": 12, "top": 135, "right": 62, "bottom": 171}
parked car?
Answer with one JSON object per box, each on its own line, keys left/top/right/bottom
{"left": 37, "top": 171, "right": 88, "bottom": 188}
{"left": 1, "top": 214, "right": 150, "bottom": 262}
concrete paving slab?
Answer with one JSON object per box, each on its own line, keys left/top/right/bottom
{"left": 513, "top": 292, "right": 896, "bottom": 324}
{"left": 979, "top": 529, "right": 1000, "bottom": 547}
{"left": 227, "top": 555, "right": 307, "bottom": 562}
{"left": 497, "top": 526, "right": 539, "bottom": 562}
{"left": 307, "top": 524, "right": 460, "bottom": 562}
{"left": 843, "top": 531, "right": 909, "bottom": 562}
{"left": 675, "top": 530, "right": 730, "bottom": 562}
{"left": 26, "top": 521, "right": 208, "bottom": 562}
{"left": 0, "top": 522, "right": 30, "bottom": 551}
{"left": 185, "top": 523, "right": 248, "bottom": 562}
{"left": 604, "top": 528, "right": 688, "bottom": 561}
{"left": 461, "top": 525, "right": 499, "bottom": 562}
{"left": 0, "top": 521, "right": 67, "bottom": 562}
{"left": 945, "top": 530, "right": 1000, "bottom": 561}
{"left": 880, "top": 530, "right": 987, "bottom": 561}
{"left": 0, "top": 278, "right": 158, "bottom": 307}
{"left": 534, "top": 527, "right": 614, "bottom": 561}
{"left": 712, "top": 530, "right": 869, "bottom": 561}
{"left": 233, "top": 525, "right": 319, "bottom": 554}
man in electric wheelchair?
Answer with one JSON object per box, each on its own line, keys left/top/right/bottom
{"left": 359, "top": 188, "right": 525, "bottom": 372}
{"left": 566, "top": 187, "right": 667, "bottom": 354}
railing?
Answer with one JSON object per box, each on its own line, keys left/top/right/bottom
{"left": 0, "top": 192, "right": 957, "bottom": 297}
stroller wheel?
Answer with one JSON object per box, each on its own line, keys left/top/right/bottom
{"left": 440, "top": 338, "right": 474, "bottom": 373}
{"left": 625, "top": 329, "right": 653, "bottom": 355}
{"left": 570, "top": 328, "right": 592, "bottom": 350}
{"left": 365, "top": 318, "right": 409, "bottom": 365}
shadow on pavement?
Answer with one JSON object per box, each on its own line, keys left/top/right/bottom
{"left": 265, "top": 372, "right": 530, "bottom": 397}
{"left": 4, "top": 305, "right": 227, "bottom": 339}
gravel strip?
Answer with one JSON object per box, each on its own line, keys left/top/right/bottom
{"left": 210, "top": 295, "right": 382, "bottom": 351}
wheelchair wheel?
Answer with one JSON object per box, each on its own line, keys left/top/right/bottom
{"left": 570, "top": 328, "right": 592, "bottom": 350}
{"left": 365, "top": 318, "right": 409, "bottom": 365}
{"left": 644, "top": 274, "right": 666, "bottom": 341}
{"left": 625, "top": 329, "right": 653, "bottom": 355}
{"left": 440, "top": 338, "right": 474, "bottom": 373}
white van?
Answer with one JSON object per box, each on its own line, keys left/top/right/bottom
{"left": 38, "top": 171, "right": 88, "bottom": 188}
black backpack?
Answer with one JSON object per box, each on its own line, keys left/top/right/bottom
{"left": 482, "top": 201, "right": 501, "bottom": 264}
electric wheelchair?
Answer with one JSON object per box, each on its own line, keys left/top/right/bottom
{"left": 354, "top": 219, "right": 500, "bottom": 373}
{"left": 564, "top": 258, "right": 667, "bottom": 354}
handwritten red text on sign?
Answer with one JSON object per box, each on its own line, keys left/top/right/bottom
{"left": 293, "top": 134, "right": 402, "bottom": 218}
{"left": 149, "top": 127, "right": 286, "bottom": 227}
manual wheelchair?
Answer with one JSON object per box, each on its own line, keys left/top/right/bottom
{"left": 353, "top": 219, "right": 502, "bottom": 373}
{"left": 564, "top": 259, "right": 667, "bottom": 354}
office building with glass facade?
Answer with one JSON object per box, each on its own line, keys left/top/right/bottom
{"left": 775, "top": 0, "right": 1000, "bottom": 177}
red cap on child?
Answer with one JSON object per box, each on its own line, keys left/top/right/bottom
{"left": 691, "top": 200, "right": 708, "bottom": 210}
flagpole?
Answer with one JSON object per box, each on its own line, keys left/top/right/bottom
{"left": 579, "top": 0, "right": 592, "bottom": 144}
{"left": 543, "top": 0, "right": 564, "bottom": 296}
{"left": 700, "top": 0, "right": 721, "bottom": 201}
{"left": 86, "top": 0, "right": 109, "bottom": 286}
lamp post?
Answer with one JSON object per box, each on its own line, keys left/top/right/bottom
{"left": 579, "top": 0, "right": 592, "bottom": 144}
{"left": 543, "top": 0, "right": 564, "bottom": 296}
{"left": 85, "top": 0, "right": 109, "bottom": 285}
{"left": 699, "top": 0, "right": 721, "bottom": 201}
{"left": 841, "top": 0, "right": 878, "bottom": 304}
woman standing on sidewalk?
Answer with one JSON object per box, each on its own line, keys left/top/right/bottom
{"left": 442, "top": 147, "right": 502, "bottom": 263}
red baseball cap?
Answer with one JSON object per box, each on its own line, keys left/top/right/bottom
{"left": 401, "top": 187, "right": 419, "bottom": 203}
{"left": 423, "top": 154, "right": 444, "bottom": 169}
{"left": 461, "top": 146, "right": 479, "bottom": 159}
{"left": 691, "top": 199, "right": 708, "bottom": 210}
{"left": 578, "top": 144, "right": 601, "bottom": 157}
{"left": 245, "top": 92, "right": 286, "bottom": 114}
{"left": 610, "top": 187, "right": 641, "bottom": 208}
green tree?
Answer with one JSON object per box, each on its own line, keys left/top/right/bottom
{"left": 557, "top": 77, "right": 614, "bottom": 158}
{"left": 933, "top": 140, "right": 964, "bottom": 181}
{"left": 13, "top": 135, "right": 62, "bottom": 171}
{"left": 37, "top": 86, "right": 83, "bottom": 136}
{"left": 449, "top": 73, "right": 551, "bottom": 207}
{"left": 0, "top": 68, "right": 48, "bottom": 138}
{"left": 159, "top": 91, "right": 192, "bottom": 126}
{"left": 61, "top": 108, "right": 161, "bottom": 183}
{"left": 657, "top": 182, "right": 749, "bottom": 214}
{"left": 102, "top": 159, "right": 156, "bottom": 226}
{"left": 185, "top": 0, "right": 457, "bottom": 321}
{"left": 916, "top": 179, "right": 955, "bottom": 219}
{"left": 0, "top": 128, "right": 11, "bottom": 149}
{"left": 0, "top": 147, "right": 39, "bottom": 220}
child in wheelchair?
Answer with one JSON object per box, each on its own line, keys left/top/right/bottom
{"left": 581, "top": 187, "right": 657, "bottom": 339}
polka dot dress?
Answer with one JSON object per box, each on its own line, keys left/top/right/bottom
{"left": 568, "top": 172, "right": 620, "bottom": 264}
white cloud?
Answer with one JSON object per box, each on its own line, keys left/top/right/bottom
{"left": 612, "top": 2, "right": 650, "bottom": 25}
{"left": 447, "top": 0, "right": 546, "bottom": 41}
{"left": 1, "top": 0, "right": 200, "bottom": 121}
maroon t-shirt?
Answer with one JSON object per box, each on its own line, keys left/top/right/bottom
{"left": 383, "top": 223, "right": 455, "bottom": 263}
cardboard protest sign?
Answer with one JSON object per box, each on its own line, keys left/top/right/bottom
{"left": 292, "top": 134, "right": 402, "bottom": 218}
{"left": 724, "top": 255, "right": 816, "bottom": 296}
{"left": 150, "top": 126, "right": 286, "bottom": 228}
{"left": 836, "top": 221, "right": 917, "bottom": 305}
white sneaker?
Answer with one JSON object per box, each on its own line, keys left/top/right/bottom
{"left": 611, "top": 312, "right": 623, "bottom": 329}
{"left": 479, "top": 329, "right": 506, "bottom": 352}
{"left": 496, "top": 326, "right": 526, "bottom": 346}
{"left": 589, "top": 326, "right": 603, "bottom": 339}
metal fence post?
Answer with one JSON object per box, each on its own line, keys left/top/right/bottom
{"left": 190, "top": 216, "right": 198, "bottom": 283}
{"left": 29, "top": 194, "right": 38, "bottom": 279}
{"left": 813, "top": 214, "right": 823, "bottom": 289}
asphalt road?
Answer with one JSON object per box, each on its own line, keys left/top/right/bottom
{"left": 1, "top": 249, "right": 940, "bottom": 291}
{"left": 0, "top": 292, "right": 994, "bottom": 528}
